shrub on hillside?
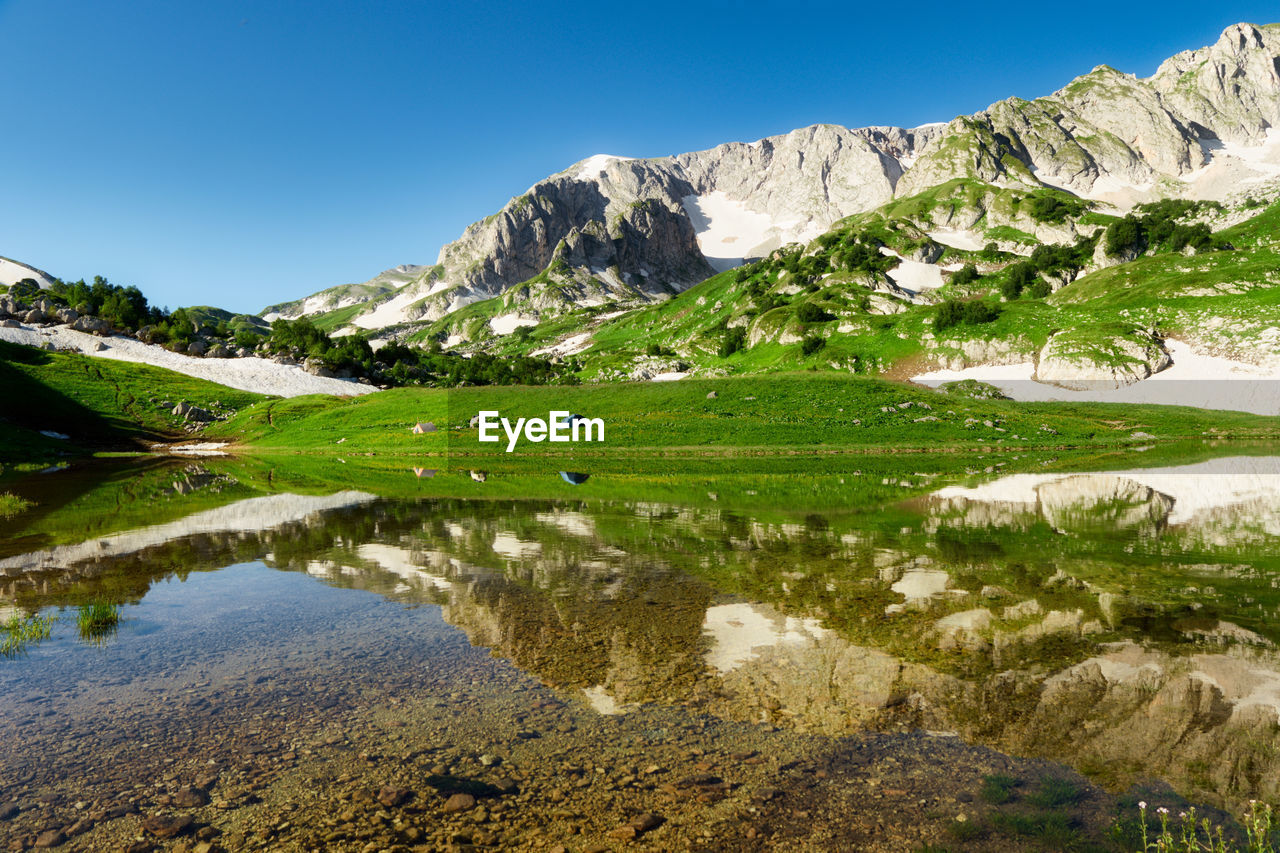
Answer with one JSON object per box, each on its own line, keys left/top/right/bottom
{"left": 1104, "top": 216, "right": 1144, "bottom": 257}
{"left": 800, "top": 334, "right": 826, "bottom": 356}
{"left": 795, "top": 302, "right": 835, "bottom": 324}
{"left": 1027, "top": 194, "right": 1084, "bottom": 224}
{"left": 1001, "top": 261, "right": 1040, "bottom": 300}
{"left": 935, "top": 299, "right": 1001, "bottom": 332}
{"left": 951, "top": 264, "right": 981, "bottom": 286}
{"left": 719, "top": 326, "right": 747, "bottom": 358}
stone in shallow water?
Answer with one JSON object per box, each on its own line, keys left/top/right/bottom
{"left": 34, "top": 829, "right": 66, "bottom": 848}
{"left": 442, "top": 792, "right": 476, "bottom": 812}
{"left": 172, "top": 786, "right": 210, "bottom": 808}
{"left": 376, "top": 786, "right": 411, "bottom": 808}
{"left": 141, "top": 813, "right": 194, "bottom": 838}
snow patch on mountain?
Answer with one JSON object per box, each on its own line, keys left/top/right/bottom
{"left": 352, "top": 288, "right": 422, "bottom": 329}
{"left": 575, "top": 154, "right": 635, "bottom": 181}
{"left": 682, "top": 192, "right": 822, "bottom": 272}
{"left": 0, "top": 256, "right": 56, "bottom": 289}
{"left": 929, "top": 229, "right": 986, "bottom": 251}
{"left": 489, "top": 313, "right": 538, "bottom": 335}
{"left": 0, "top": 322, "right": 375, "bottom": 397}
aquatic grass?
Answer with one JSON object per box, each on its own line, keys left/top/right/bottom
{"left": 990, "top": 809, "right": 1085, "bottom": 847}
{"left": 1, "top": 612, "right": 54, "bottom": 657}
{"left": 1135, "top": 800, "right": 1276, "bottom": 853}
{"left": 76, "top": 602, "right": 121, "bottom": 644}
{"left": 981, "top": 773, "right": 1021, "bottom": 804}
{"left": 1027, "top": 775, "right": 1085, "bottom": 809}
{"left": 945, "top": 816, "right": 988, "bottom": 842}
{"left": 0, "top": 491, "right": 34, "bottom": 519}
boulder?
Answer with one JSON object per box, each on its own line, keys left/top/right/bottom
{"left": 23, "top": 308, "right": 47, "bottom": 324}
{"left": 141, "top": 814, "right": 193, "bottom": 839}
{"left": 303, "top": 357, "right": 335, "bottom": 378}
{"left": 1035, "top": 330, "right": 1171, "bottom": 390}
{"left": 72, "top": 315, "right": 111, "bottom": 336}
{"left": 135, "top": 325, "right": 159, "bottom": 343}
{"left": 172, "top": 402, "right": 215, "bottom": 423}
{"left": 0, "top": 319, "right": 18, "bottom": 328}
{"left": 56, "top": 307, "right": 79, "bottom": 324}
{"left": 207, "top": 343, "right": 231, "bottom": 358}
{"left": 186, "top": 340, "right": 207, "bottom": 356}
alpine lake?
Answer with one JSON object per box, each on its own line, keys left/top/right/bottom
{"left": 3, "top": 445, "right": 1280, "bottom": 852}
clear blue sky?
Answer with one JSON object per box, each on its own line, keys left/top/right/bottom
{"left": 1, "top": 1, "right": 1275, "bottom": 314}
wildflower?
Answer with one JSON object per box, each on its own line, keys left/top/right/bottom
{"left": 1139, "top": 801, "right": 1147, "bottom": 809}
{"left": 1158, "top": 807, "right": 1169, "bottom": 815}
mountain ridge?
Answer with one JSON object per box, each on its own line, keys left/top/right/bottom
{"left": 265, "top": 22, "right": 1280, "bottom": 341}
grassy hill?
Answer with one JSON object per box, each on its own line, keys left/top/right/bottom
{"left": 395, "top": 188, "right": 1280, "bottom": 385}
{"left": 0, "top": 341, "right": 266, "bottom": 460}
{"left": 204, "top": 372, "right": 1280, "bottom": 458}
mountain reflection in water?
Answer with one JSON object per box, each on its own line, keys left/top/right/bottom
{"left": 2, "top": 455, "right": 1280, "bottom": 814}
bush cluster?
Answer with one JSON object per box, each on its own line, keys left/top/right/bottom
{"left": 935, "top": 299, "right": 1001, "bottom": 331}
{"left": 1026, "top": 194, "right": 1086, "bottom": 224}
{"left": 1104, "top": 199, "right": 1226, "bottom": 257}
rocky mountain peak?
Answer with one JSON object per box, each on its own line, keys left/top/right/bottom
{"left": 276, "top": 22, "right": 1280, "bottom": 337}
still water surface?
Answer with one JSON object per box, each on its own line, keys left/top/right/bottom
{"left": 2, "top": 454, "right": 1279, "bottom": 851}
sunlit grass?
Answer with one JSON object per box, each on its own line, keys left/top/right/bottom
{"left": 1, "top": 612, "right": 54, "bottom": 657}
{"left": 76, "top": 602, "right": 121, "bottom": 645}
{"left": 0, "top": 491, "right": 34, "bottom": 519}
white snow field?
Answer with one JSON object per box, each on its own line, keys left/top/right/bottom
{"left": 0, "top": 256, "right": 56, "bottom": 289}
{"left": 879, "top": 247, "right": 951, "bottom": 292}
{"left": 912, "top": 340, "right": 1280, "bottom": 415}
{"left": 489, "top": 313, "right": 539, "bottom": 335}
{"left": 928, "top": 229, "right": 987, "bottom": 251}
{"left": 0, "top": 322, "right": 375, "bottom": 397}
{"left": 352, "top": 288, "right": 423, "bottom": 330}
{"left": 575, "top": 154, "right": 634, "bottom": 181}
{"left": 681, "top": 192, "right": 820, "bottom": 272}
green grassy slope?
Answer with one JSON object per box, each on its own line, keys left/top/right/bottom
{"left": 416, "top": 191, "right": 1279, "bottom": 385}
{"left": 0, "top": 341, "right": 267, "bottom": 459}
{"left": 206, "top": 373, "right": 1280, "bottom": 457}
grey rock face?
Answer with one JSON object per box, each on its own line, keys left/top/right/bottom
{"left": 903, "top": 24, "right": 1280, "bottom": 200}
{"left": 1151, "top": 23, "right": 1280, "bottom": 145}
{"left": 328, "top": 123, "right": 942, "bottom": 330}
